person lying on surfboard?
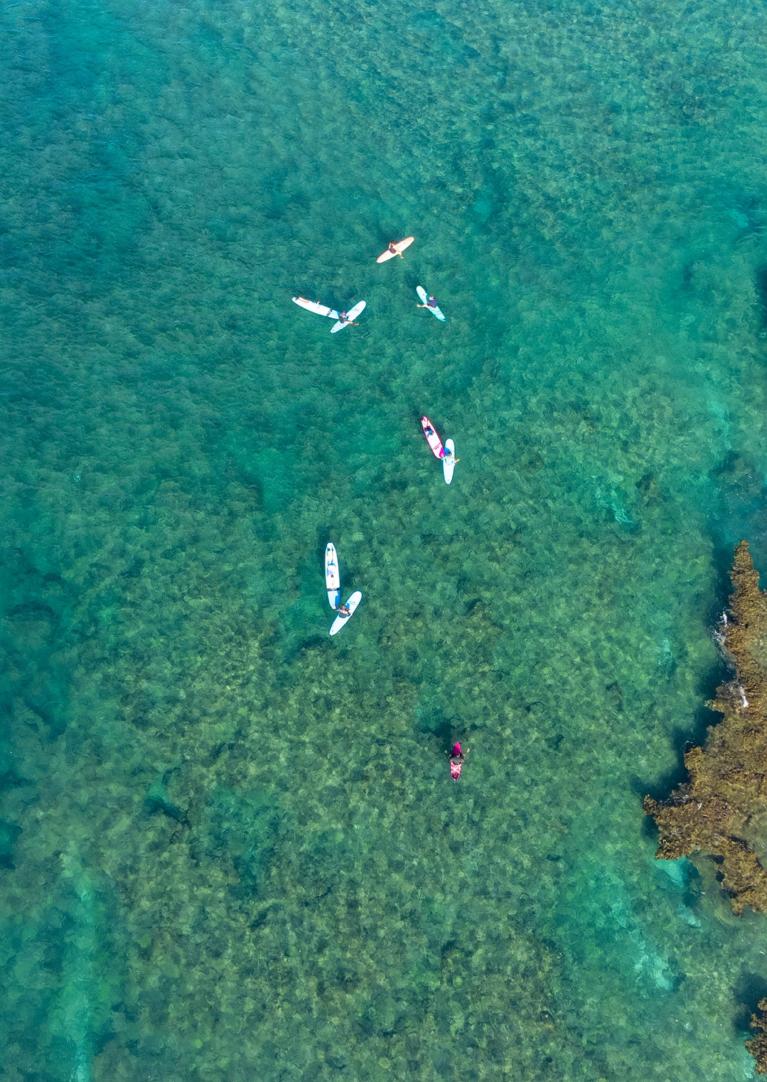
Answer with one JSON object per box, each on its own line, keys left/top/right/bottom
{"left": 417, "top": 294, "right": 439, "bottom": 310}
{"left": 337, "top": 311, "right": 360, "bottom": 328}
{"left": 336, "top": 602, "right": 352, "bottom": 618}
{"left": 387, "top": 241, "right": 404, "bottom": 257}
{"left": 449, "top": 741, "right": 469, "bottom": 781}
{"left": 423, "top": 423, "right": 459, "bottom": 461}
{"left": 438, "top": 444, "right": 460, "bottom": 464}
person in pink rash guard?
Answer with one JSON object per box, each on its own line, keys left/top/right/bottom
{"left": 449, "top": 742, "right": 469, "bottom": 781}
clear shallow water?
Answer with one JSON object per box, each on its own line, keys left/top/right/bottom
{"left": 2, "top": 0, "right": 767, "bottom": 1078}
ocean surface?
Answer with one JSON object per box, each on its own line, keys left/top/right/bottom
{"left": 2, "top": 1, "right": 767, "bottom": 1079}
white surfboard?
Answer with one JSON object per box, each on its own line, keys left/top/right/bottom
{"left": 325, "top": 543, "right": 341, "bottom": 609}
{"left": 442, "top": 439, "right": 457, "bottom": 484}
{"left": 416, "top": 285, "right": 445, "bottom": 321}
{"left": 376, "top": 236, "right": 414, "bottom": 263}
{"left": 329, "top": 591, "right": 362, "bottom": 636}
{"left": 330, "top": 299, "right": 366, "bottom": 334}
{"left": 292, "top": 296, "right": 339, "bottom": 319}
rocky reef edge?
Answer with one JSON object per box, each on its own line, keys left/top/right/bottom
{"left": 643, "top": 541, "right": 767, "bottom": 1073}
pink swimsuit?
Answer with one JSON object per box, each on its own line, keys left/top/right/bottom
{"left": 450, "top": 743, "right": 464, "bottom": 781}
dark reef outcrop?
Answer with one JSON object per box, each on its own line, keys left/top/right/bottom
{"left": 748, "top": 999, "right": 767, "bottom": 1075}
{"left": 644, "top": 542, "right": 767, "bottom": 1073}
{"left": 644, "top": 541, "right": 767, "bottom": 915}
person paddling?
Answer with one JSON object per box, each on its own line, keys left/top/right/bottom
{"left": 439, "top": 444, "right": 460, "bottom": 464}
{"left": 336, "top": 602, "right": 352, "bottom": 618}
{"left": 387, "top": 240, "right": 404, "bottom": 258}
{"left": 417, "top": 294, "right": 439, "bottom": 310}
{"left": 449, "top": 741, "right": 469, "bottom": 781}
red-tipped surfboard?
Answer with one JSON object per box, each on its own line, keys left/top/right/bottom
{"left": 292, "top": 296, "right": 339, "bottom": 319}
{"left": 420, "top": 416, "right": 445, "bottom": 459}
{"left": 376, "top": 236, "right": 414, "bottom": 263}
{"left": 325, "top": 543, "right": 341, "bottom": 609}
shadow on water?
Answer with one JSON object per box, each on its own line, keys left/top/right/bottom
{"left": 284, "top": 634, "right": 328, "bottom": 664}
{"left": 416, "top": 715, "right": 454, "bottom": 750}
{"left": 414, "top": 688, "right": 463, "bottom": 750}
{"left": 756, "top": 265, "right": 767, "bottom": 331}
{"left": 706, "top": 540, "right": 739, "bottom": 625}
{"left": 632, "top": 673, "right": 725, "bottom": 813}
{"left": 416, "top": 711, "right": 486, "bottom": 752}
{"left": 313, "top": 523, "right": 334, "bottom": 561}
{"left": 709, "top": 465, "right": 767, "bottom": 568}
{"left": 0, "top": 819, "right": 22, "bottom": 869}
{"left": 733, "top": 970, "right": 767, "bottom": 1034}
{"left": 632, "top": 538, "right": 735, "bottom": 809}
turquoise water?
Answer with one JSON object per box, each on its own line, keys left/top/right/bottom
{"left": 2, "top": 0, "right": 767, "bottom": 1078}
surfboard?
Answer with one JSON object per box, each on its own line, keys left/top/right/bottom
{"left": 376, "top": 236, "right": 415, "bottom": 263}
{"left": 325, "top": 543, "right": 341, "bottom": 609}
{"left": 416, "top": 285, "right": 445, "bottom": 321}
{"left": 292, "top": 296, "right": 339, "bottom": 319}
{"left": 420, "top": 415, "right": 444, "bottom": 459}
{"left": 329, "top": 591, "right": 362, "bottom": 637}
{"left": 443, "top": 439, "right": 456, "bottom": 484}
{"left": 330, "top": 299, "right": 366, "bottom": 334}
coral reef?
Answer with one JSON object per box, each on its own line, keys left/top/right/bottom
{"left": 644, "top": 542, "right": 767, "bottom": 915}
{"left": 747, "top": 998, "right": 767, "bottom": 1075}
{"left": 645, "top": 542, "right": 767, "bottom": 1074}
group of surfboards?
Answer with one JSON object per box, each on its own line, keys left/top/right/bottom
{"left": 292, "top": 236, "right": 446, "bottom": 334}
{"left": 293, "top": 237, "right": 458, "bottom": 637}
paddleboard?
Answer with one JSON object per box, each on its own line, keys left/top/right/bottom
{"left": 416, "top": 285, "right": 445, "bottom": 321}
{"left": 325, "top": 543, "right": 341, "bottom": 609}
{"left": 330, "top": 299, "right": 366, "bottom": 334}
{"left": 420, "top": 415, "right": 444, "bottom": 459}
{"left": 292, "top": 296, "right": 339, "bottom": 319}
{"left": 443, "top": 439, "right": 456, "bottom": 484}
{"left": 376, "top": 236, "right": 414, "bottom": 263}
{"left": 329, "top": 591, "right": 362, "bottom": 636}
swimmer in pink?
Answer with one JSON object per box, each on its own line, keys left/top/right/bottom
{"left": 449, "top": 742, "right": 468, "bottom": 781}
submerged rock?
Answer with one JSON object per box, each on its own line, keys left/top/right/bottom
{"left": 644, "top": 542, "right": 767, "bottom": 1072}
{"left": 644, "top": 542, "right": 767, "bottom": 915}
{"left": 748, "top": 999, "right": 767, "bottom": 1074}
